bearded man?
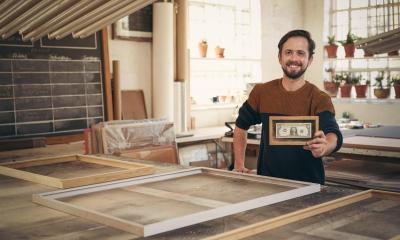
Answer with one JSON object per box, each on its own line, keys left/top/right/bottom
{"left": 233, "top": 29, "right": 342, "bottom": 185}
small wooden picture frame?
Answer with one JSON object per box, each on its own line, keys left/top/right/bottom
{"left": 112, "top": 5, "right": 152, "bottom": 42}
{"left": 269, "top": 116, "right": 319, "bottom": 145}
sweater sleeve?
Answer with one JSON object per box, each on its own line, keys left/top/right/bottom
{"left": 235, "top": 85, "right": 261, "bottom": 130}
{"left": 318, "top": 111, "right": 343, "bottom": 153}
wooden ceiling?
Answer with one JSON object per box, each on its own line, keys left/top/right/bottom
{"left": 0, "top": 0, "right": 156, "bottom": 42}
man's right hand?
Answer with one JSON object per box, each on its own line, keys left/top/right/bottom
{"left": 233, "top": 166, "right": 252, "bottom": 173}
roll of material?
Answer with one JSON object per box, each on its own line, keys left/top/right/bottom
{"left": 152, "top": 2, "right": 174, "bottom": 122}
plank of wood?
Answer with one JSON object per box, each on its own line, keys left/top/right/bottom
{"left": 0, "top": 154, "right": 154, "bottom": 188}
{"left": 0, "top": 155, "right": 76, "bottom": 169}
{"left": 46, "top": 134, "right": 84, "bottom": 145}
{"left": 120, "top": 146, "right": 178, "bottom": 164}
{"left": 121, "top": 90, "right": 147, "bottom": 120}
{"left": 112, "top": 60, "right": 121, "bottom": 120}
{"left": 77, "top": 154, "right": 154, "bottom": 169}
{"left": 61, "top": 168, "right": 153, "bottom": 188}
{"left": 32, "top": 194, "right": 144, "bottom": 236}
{"left": 343, "top": 136, "right": 400, "bottom": 152}
{"left": 0, "top": 137, "right": 45, "bottom": 151}
{"left": 204, "top": 190, "right": 400, "bottom": 240}
{"left": 124, "top": 186, "right": 229, "bottom": 208}
{"left": 0, "top": 166, "right": 63, "bottom": 188}
{"left": 101, "top": 28, "right": 113, "bottom": 121}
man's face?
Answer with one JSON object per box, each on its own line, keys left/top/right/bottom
{"left": 279, "top": 36, "right": 313, "bottom": 80}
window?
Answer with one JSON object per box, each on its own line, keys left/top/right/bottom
{"left": 188, "top": 0, "right": 261, "bottom": 106}
{"left": 325, "top": 0, "right": 400, "bottom": 99}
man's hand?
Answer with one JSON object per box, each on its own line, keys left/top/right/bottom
{"left": 233, "top": 166, "right": 252, "bottom": 174}
{"left": 303, "top": 130, "right": 336, "bottom": 158}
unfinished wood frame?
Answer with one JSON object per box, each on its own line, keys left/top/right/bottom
{"left": 0, "top": 154, "right": 154, "bottom": 188}
{"left": 269, "top": 116, "right": 319, "bottom": 145}
{"left": 32, "top": 167, "right": 320, "bottom": 237}
{"left": 205, "top": 189, "right": 400, "bottom": 240}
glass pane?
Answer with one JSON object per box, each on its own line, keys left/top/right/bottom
{"left": 351, "top": 10, "right": 368, "bottom": 38}
{"left": 336, "top": 0, "right": 349, "bottom": 10}
{"left": 351, "top": 0, "right": 368, "bottom": 8}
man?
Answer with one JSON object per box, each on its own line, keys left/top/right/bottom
{"left": 233, "top": 29, "right": 342, "bottom": 185}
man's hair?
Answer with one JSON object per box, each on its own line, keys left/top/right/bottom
{"left": 278, "top": 29, "right": 315, "bottom": 58}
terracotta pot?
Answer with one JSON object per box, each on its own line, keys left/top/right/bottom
{"left": 324, "top": 44, "right": 338, "bottom": 58}
{"left": 394, "top": 84, "right": 400, "bottom": 98}
{"left": 215, "top": 47, "right": 225, "bottom": 58}
{"left": 340, "top": 84, "right": 352, "bottom": 98}
{"left": 343, "top": 43, "right": 355, "bottom": 58}
{"left": 198, "top": 43, "right": 208, "bottom": 57}
{"left": 374, "top": 88, "right": 391, "bottom": 99}
{"left": 388, "top": 50, "right": 399, "bottom": 56}
{"left": 324, "top": 82, "right": 339, "bottom": 97}
{"left": 363, "top": 49, "right": 374, "bottom": 57}
{"left": 355, "top": 85, "right": 368, "bottom": 98}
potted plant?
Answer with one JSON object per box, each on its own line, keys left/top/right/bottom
{"left": 324, "top": 68, "right": 340, "bottom": 97}
{"left": 198, "top": 39, "right": 208, "bottom": 57}
{"left": 373, "top": 72, "right": 391, "bottom": 99}
{"left": 324, "top": 35, "right": 338, "bottom": 58}
{"left": 354, "top": 75, "right": 370, "bottom": 98}
{"left": 215, "top": 45, "right": 225, "bottom": 58}
{"left": 391, "top": 74, "right": 400, "bottom": 98}
{"left": 339, "top": 73, "right": 354, "bottom": 98}
{"left": 339, "top": 31, "right": 359, "bottom": 58}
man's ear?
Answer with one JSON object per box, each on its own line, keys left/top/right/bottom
{"left": 307, "top": 55, "right": 314, "bottom": 66}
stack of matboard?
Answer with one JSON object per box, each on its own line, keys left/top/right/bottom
{"left": 90, "top": 119, "right": 178, "bottom": 163}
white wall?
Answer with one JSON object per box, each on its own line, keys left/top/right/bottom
{"left": 260, "top": 0, "right": 305, "bottom": 81}
{"left": 107, "top": 26, "right": 152, "bottom": 116}
{"left": 107, "top": 2, "right": 400, "bottom": 127}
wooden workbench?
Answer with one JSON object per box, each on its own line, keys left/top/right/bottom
{"left": 0, "top": 142, "right": 364, "bottom": 239}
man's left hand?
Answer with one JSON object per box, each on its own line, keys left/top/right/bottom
{"left": 303, "top": 130, "right": 329, "bottom": 158}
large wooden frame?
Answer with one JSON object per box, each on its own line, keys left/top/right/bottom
{"left": 32, "top": 168, "right": 320, "bottom": 237}
{"left": 0, "top": 154, "right": 154, "bottom": 188}
{"left": 205, "top": 189, "right": 400, "bottom": 240}
{"left": 269, "top": 116, "right": 319, "bottom": 145}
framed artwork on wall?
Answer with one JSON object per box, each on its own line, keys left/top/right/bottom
{"left": 112, "top": 5, "right": 152, "bottom": 42}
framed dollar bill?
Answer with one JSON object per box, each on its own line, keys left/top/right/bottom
{"left": 269, "top": 116, "right": 319, "bottom": 145}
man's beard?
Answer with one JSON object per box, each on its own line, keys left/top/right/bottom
{"left": 281, "top": 61, "right": 308, "bottom": 79}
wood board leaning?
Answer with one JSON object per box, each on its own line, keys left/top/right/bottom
{"left": 32, "top": 167, "right": 320, "bottom": 237}
{"left": 205, "top": 189, "right": 400, "bottom": 240}
{"left": 0, "top": 154, "right": 154, "bottom": 188}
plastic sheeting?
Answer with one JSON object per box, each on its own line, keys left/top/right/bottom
{"left": 91, "top": 119, "right": 176, "bottom": 155}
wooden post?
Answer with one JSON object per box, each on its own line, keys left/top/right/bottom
{"left": 112, "top": 60, "right": 121, "bottom": 120}
{"left": 101, "top": 28, "right": 113, "bottom": 121}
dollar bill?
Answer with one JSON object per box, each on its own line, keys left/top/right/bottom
{"left": 276, "top": 122, "right": 311, "bottom": 139}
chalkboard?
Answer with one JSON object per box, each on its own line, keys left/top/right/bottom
{"left": 0, "top": 33, "right": 104, "bottom": 139}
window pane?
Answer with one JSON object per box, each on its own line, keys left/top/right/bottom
{"left": 351, "top": 0, "right": 368, "bottom": 8}
{"left": 335, "top": 0, "right": 349, "bottom": 10}
{"left": 351, "top": 10, "right": 368, "bottom": 38}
